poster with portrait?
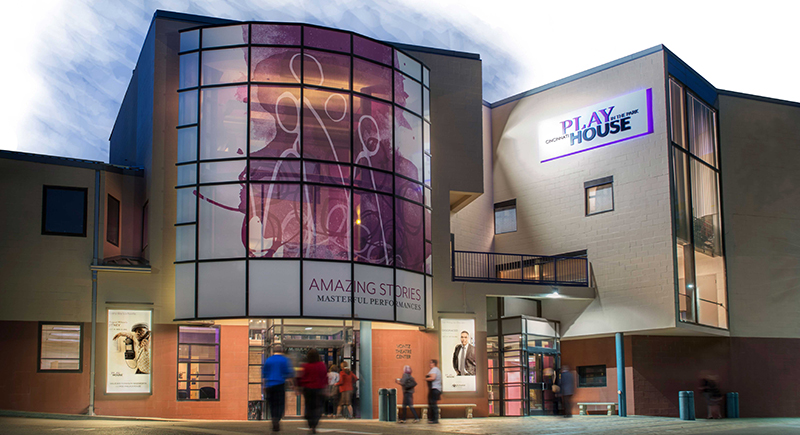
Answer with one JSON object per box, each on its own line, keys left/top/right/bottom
{"left": 107, "top": 309, "right": 152, "bottom": 393}
{"left": 440, "top": 318, "right": 476, "bottom": 392}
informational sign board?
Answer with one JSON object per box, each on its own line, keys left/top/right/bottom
{"left": 440, "top": 318, "right": 477, "bottom": 392}
{"left": 107, "top": 309, "right": 152, "bottom": 394}
{"left": 539, "top": 88, "right": 654, "bottom": 162}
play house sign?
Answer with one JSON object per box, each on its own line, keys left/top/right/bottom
{"left": 539, "top": 88, "right": 653, "bottom": 162}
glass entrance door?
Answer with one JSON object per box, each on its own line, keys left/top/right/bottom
{"left": 527, "top": 352, "right": 558, "bottom": 415}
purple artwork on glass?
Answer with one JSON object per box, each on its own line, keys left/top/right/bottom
{"left": 353, "top": 59, "right": 391, "bottom": 101}
{"left": 251, "top": 47, "right": 302, "bottom": 83}
{"left": 354, "top": 96, "right": 393, "bottom": 172}
{"left": 304, "top": 26, "right": 351, "bottom": 53}
{"left": 354, "top": 191, "right": 393, "bottom": 265}
{"left": 353, "top": 35, "right": 391, "bottom": 65}
{"left": 303, "top": 88, "right": 351, "bottom": 163}
{"left": 250, "top": 85, "right": 301, "bottom": 158}
{"left": 395, "top": 176, "right": 423, "bottom": 204}
{"left": 248, "top": 183, "right": 301, "bottom": 258}
{"left": 395, "top": 198, "right": 424, "bottom": 272}
{"left": 249, "top": 160, "right": 301, "bottom": 182}
{"left": 354, "top": 167, "right": 392, "bottom": 194}
{"left": 303, "top": 185, "right": 351, "bottom": 260}
{"left": 303, "top": 50, "right": 351, "bottom": 90}
{"left": 304, "top": 161, "right": 350, "bottom": 186}
{"left": 251, "top": 24, "right": 301, "bottom": 45}
{"left": 394, "top": 107, "right": 423, "bottom": 182}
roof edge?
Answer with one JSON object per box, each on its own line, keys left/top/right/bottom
{"left": 489, "top": 44, "right": 665, "bottom": 108}
{"left": 718, "top": 89, "right": 800, "bottom": 109}
{"left": 154, "top": 10, "right": 240, "bottom": 26}
{"left": 387, "top": 42, "right": 481, "bottom": 61}
{"left": 0, "top": 150, "right": 144, "bottom": 176}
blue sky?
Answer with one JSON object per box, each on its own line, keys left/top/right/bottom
{"left": 2, "top": 0, "right": 798, "bottom": 163}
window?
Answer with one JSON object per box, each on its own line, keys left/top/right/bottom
{"left": 42, "top": 186, "right": 87, "bottom": 236}
{"left": 669, "top": 77, "right": 727, "bottom": 330}
{"left": 39, "top": 323, "right": 82, "bottom": 372}
{"left": 178, "top": 326, "right": 220, "bottom": 400}
{"left": 494, "top": 199, "right": 517, "bottom": 234}
{"left": 578, "top": 365, "right": 606, "bottom": 387}
{"left": 585, "top": 176, "right": 613, "bottom": 215}
{"left": 107, "top": 195, "right": 120, "bottom": 246}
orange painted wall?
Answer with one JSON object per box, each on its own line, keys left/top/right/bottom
{"left": 0, "top": 321, "right": 92, "bottom": 414}
{"left": 95, "top": 324, "right": 249, "bottom": 419}
{"left": 371, "top": 328, "right": 489, "bottom": 418}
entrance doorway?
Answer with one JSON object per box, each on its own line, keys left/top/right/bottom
{"left": 487, "top": 315, "right": 560, "bottom": 416}
{"left": 247, "top": 320, "right": 358, "bottom": 420}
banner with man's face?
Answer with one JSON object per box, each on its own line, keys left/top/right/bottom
{"left": 440, "top": 318, "right": 476, "bottom": 392}
{"left": 107, "top": 309, "right": 152, "bottom": 393}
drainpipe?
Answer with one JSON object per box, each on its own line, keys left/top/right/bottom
{"left": 615, "top": 332, "right": 627, "bottom": 417}
{"left": 88, "top": 169, "right": 101, "bottom": 416}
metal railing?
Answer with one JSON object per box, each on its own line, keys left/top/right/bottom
{"left": 452, "top": 250, "right": 589, "bottom": 287}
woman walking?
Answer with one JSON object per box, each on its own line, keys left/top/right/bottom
{"left": 336, "top": 362, "right": 359, "bottom": 419}
{"left": 298, "top": 349, "right": 327, "bottom": 433}
{"left": 395, "top": 365, "right": 419, "bottom": 423}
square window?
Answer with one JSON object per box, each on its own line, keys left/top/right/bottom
{"left": 107, "top": 195, "right": 120, "bottom": 246}
{"left": 494, "top": 199, "right": 517, "bottom": 234}
{"left": 585, "top": 177, "right": 613, "bottom": 216}
{"left": 178, "top": 326, "right": 221, "bottom": 401}
{"left": 39, "top": 323, "right": 82, "bottom": 372}
{"left": 42, "top": 186, "right": 88, "bottom": 236}
{"left": 578, "top": 365, "right": 607, "bottom": 388}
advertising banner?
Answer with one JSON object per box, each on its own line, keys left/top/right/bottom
{"left": 538, "top": 88, "right": 654, "bottom": 162}
{"left": 107, "top": 309, "right": 152, "bottom": 394}
{"left": 440, "top": 318, "right": 476, "bottom": 392}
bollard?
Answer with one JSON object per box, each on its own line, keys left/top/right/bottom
{"left": 679, "top": 391, "right": 695, "bottom": 421}
{"left": 378, "top": 388, "right": 388, "bottom": 421}
{"left": 387, "top": 388, "right": 397, "bottom": 422}
{"left": 726, "top": 392, "right": 739, "bottom": 418}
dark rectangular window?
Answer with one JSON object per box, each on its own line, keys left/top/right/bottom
{"left": 178, "top": 326, "right": 220, "bottom": 400}
{"left": 494, "top": 199, "right": 517, "bottom": 234}
{"left": 42, "top": 186, "right": 87, "bottom": 236}
{"left": 578, "top": 365, "right": 606, "bottom": 387}
{"left": 107, "top": 195, "right": 120, "bottom": 246}
{"left": 585, "top": 176, "right": 613, "bottom": 216}
{"left": 39, "top": 323, "right": 83, "bottom": 372}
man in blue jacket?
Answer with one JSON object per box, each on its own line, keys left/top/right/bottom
{"left": 263, "top": 345, "right": 294, "bottom": 432}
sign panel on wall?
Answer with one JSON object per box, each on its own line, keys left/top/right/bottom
{"left": 538, "top": 88, "right": 654, "bottom": 162}
{"left": 107, "top": 309, "right": 152, "bottom": 394}
{"left": 440, "top": 318, "right": 477, "bottom": 392}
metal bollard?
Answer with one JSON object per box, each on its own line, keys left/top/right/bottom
{"left": 378, "top": 388, "right": 388, "bottom": 421}
{"left": 387, "top": 388, "right": 397, "bottom": 422}
{"left": 679, "top": 391, "right": 695, "bottom": 421}
{"left": 726, "top": 392, "right": 739, "bottom": 418}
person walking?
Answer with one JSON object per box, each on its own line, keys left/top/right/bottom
{"left": 425, "top": 359, "right": 442, "bottom": 424}
{"left": 326, "top": 363, "right": 339, "bottom": 418}
{"left": 559, "top": 365, "right": 575, "bottom": 418}
{"left": 298, "top": 349, "right": 327, "bottom": 434}
{"left": 395, "top": 365, "right": 419, "bottom": 423}
{"left": 336, "top": 361, "right": 359, "bottom": 419}
{"left": 262, "top": 345, "right": 294, "bottom": 432}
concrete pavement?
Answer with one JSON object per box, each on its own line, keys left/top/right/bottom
{"left": 2, "top": 414, "right": 800, "bottom": 434}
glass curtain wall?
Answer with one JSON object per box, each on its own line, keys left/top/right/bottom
{"left": 668, "top": 78, "right": 728, "bottom": 329}
{"left": 175, "top": 24, "right": 432, "bottom": 325}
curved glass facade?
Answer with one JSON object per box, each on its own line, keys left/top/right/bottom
{"left": 175, "top": 23, "right": 432, "bottom": 325}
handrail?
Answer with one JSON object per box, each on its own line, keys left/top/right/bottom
{"left": 452, "top": 250, "right": 589, "bottom": 287}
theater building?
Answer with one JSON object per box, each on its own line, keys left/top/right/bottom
{"left": 1, "top": 10, "right": 798, "bottom": 420}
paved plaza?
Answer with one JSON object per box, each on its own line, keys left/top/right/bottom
{"left": 2, "top": 413, "right": 800, "bottom": 435}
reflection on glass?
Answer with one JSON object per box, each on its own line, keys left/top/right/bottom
{"left": 250, "top": 85, "right": 300, "bottom": 158}
{"left": 395, "top": 177, "right": 422, "bottom": 203}
{"left": 669, "top": 79, "right": 685, "bottom": 148}
{"left": 395, "top": 108, "right": 423, "bottom": 182}
{"left": 354, "top": 59, "right": 391, "bottom": 100}
{"left": 177, "top": 164, "right": 197, "bottom": 186}
{"left": 303, "top": 88, "right": 350, "bottom": 162}
{"left": 354, "top": 97, "right": 393, "bottom": 171}
{"left": 199, "top": 184, "right": 245, "bottom": 259}
{"left": 395, "top": 198, "right": 423, "bottom": 272}
{"left": 304, "top": 26, "right": 350, "bottom": 52}
{"left": 252, "top": 24, "right": 301, "bottom": 45}
{"left": 688, "top": 94, "right": 717, "bottom": 167}
{"left": 180, "top": 53, "right": 199, "bottom": 89}
{"left": 203, "top": 25, "right": 248, "bottom": 48}
{"left": 303, "top": 185, "right": 351, "bottom": 260}
{"left": 354, "top": 191, "right": 393, "bottom": 265}
{"left": 354, "top": 35, "right": 392, "bottom": 65}
{"left": 248, "top": 183, "right": 301, "bottom": 258}
{"left": 202, "top": 48, "right": 248, "bottom": 85}
{"left": 251, "top": 47, "right": 301, "bottom": 84}
{"left": 178, "top": 127, "right": 198, "bottom": 163}
{"left": 180, "top": 30, "right": 199, "bottom": 52}
{"left": 200, "top": 160, "right": 246, "bottom": 184}
{"left": 304, "top": 161, "right": 350, "bottom": 186}
{"left": 303, "top": 50, "right": 350, "bottom": 90}
{"left": 200, "top": 86, "right": 247, "bottom": 159}
{"left": 395, "top": 72, "right": 422, "bottom": 114}
{"left": 178, "top": 90, "right": 198, "bottom": 126}
{"left": 395, "top": 50, "right": 421, "bottom": 81}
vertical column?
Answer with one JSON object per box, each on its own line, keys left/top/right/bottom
{"left": 615, "top": 332, "right": 627, "bottom": 417}
{"left": 359, "top": 321, "right": 373, "bottom": 419}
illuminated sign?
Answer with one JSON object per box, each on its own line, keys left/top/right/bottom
{"left": 107, "top": 309, "right": 152, "bottom": 394}
{"left": 440, "top": 318, "right": 476, "bottom": 392}
{"left": 539, "top": 88, "right": 653, "bottom": 162}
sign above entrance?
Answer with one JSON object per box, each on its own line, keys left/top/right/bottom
{"left": 538, "top": 88, "right": 654, "bottom": 163}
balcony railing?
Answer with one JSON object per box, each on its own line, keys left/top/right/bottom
{"left": 452, "top": 250, "right": 589, "bottom": 287}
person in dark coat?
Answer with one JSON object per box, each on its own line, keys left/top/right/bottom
{"left": 298, "top": 349, "right": 328, "bottom": 433}
{"left": 395, "top": 365, "right": 420, "bottom": 423}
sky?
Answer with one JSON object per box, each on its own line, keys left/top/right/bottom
{"left": 1, "top": 0, "right": 798, "bottom": 163}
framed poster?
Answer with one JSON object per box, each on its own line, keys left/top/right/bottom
{"left": 107, "top": 309, "right": 152, "bottom": 394}
{"left": 440, "top": 318, "right": 476, "bottom": 392}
